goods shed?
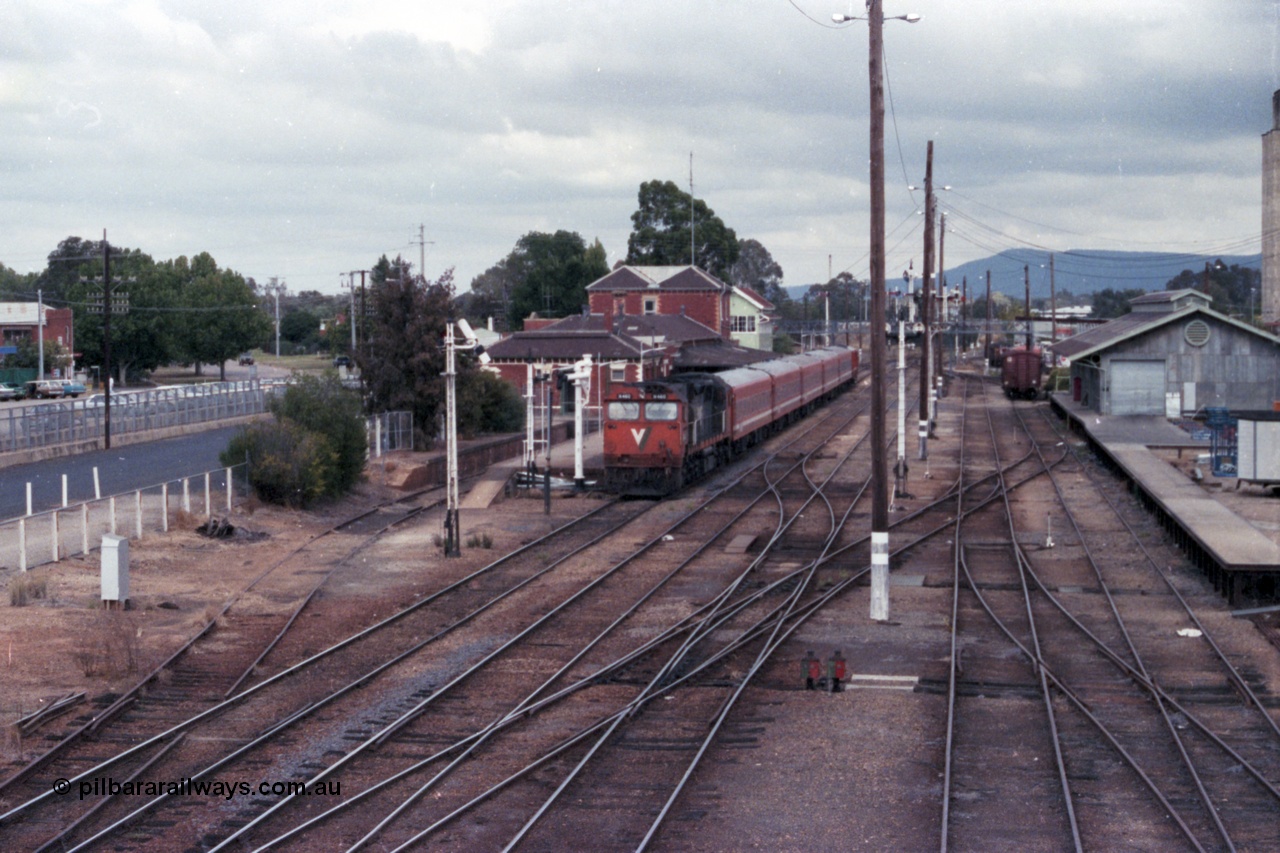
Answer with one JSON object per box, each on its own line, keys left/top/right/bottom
{"left": 1052, "top": 290, "right": 1280, "bottom": 416}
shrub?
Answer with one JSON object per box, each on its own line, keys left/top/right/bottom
{"left": 269, "top": 373, "right": 368, "bottom": 495}
{"left": 221, "top": 373, "right": 364, "bottom": 508}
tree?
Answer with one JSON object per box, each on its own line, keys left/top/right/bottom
{"left": 503, "top": 231, "right": 609, "bottom": 329}
{"left": 359, "top": 257, "right": 454, "bottom": 448}
{"left": 462, "top": 258, "right": 522, "bottom": 331}
{"left": 63, "top": 243, "right": 178, "bottom": 384}
{"left": 280, "top": 308, "right": 321, "bottom": 347}
{"left": 1165, "top": 262, "right": 1261, "bottom": 320}
{"left": 1091, "top": 287, "right": 1147, "bottom": 319}
{"left": 172, "top": 253, "right": 271, "bottom": 380}
{"left": 729, "top": 239, "right": 788, "bottom": 308}
{"left": 626, "top": 180, "right": 740, "bottom": 281}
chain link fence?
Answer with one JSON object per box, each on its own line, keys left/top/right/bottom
{"left": 0, "top": 380, "right": 274, "bottom": 454}
{"left": 1, "top": 463, "right": 249, "bottom": 575}
{"left": 368, "top": 411, "right": 413, "bottom": 456}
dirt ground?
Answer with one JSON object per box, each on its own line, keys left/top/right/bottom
{"left": 0, "top": 451, "right": 588, "bottom": 765}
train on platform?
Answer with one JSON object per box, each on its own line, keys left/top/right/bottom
{"left": 1000, "top": 346, "right": 1044, "bottom": 399}
{"left": 602, "top": 346, "right": 859, "bottom": 496}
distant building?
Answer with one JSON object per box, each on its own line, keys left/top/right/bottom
{"left": 1052, "top": 289, "right": 1280, "bottom": 415}
{"left": 585, "top": 264, "right": 775, "bottom": 350}
{"left": 0, "top": 302, "right": 75, "bottom": 370}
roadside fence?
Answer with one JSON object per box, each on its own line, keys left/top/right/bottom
{"left": 0, "top": 380, "right": 274, "bottom": 454}
{"left": 2, "top": 462, "right": 249, "bottom": 574}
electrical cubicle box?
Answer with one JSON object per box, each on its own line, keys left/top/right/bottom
{"left": 101, "top": 534, "right": 129, "bottom": 608}
{"left": 1235, "top": 410, "right": 1280, "bottom": 487}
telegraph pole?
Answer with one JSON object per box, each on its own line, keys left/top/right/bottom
{"left": 36, "top": 289, "right": 44, "bottom": 380}
{"left": 919, "top": 140, "right": 933, "bottom": 461}
{"left": 984, "top": 269, "right": 993, "bottom": 365}
{"left": 936, "top": 211, "right": 946, "bottom": 406}
{"left": 1024, "top": 264, "right": 1033, "bottom": 349}
{"left": 1049, "top": 253, "right": 1057, "bottom": 347}
{"left": 868, "top": 0, "right": 890, "bottom": 621}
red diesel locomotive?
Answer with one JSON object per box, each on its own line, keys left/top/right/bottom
{"left": 603, "top": 346, "right": 860, "bottom": 495}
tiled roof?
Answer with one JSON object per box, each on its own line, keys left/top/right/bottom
{"left": 672, "top": 341, "right": 776, "bottom": 370}
{"left": 486, "top": 328, "right": 646, "bottom": 361}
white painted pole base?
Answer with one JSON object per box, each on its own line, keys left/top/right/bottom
{"left": 870, "top": 530, "right": 890, "bottom": 621}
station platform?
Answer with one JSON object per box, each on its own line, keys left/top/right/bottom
{"left": 459, "top": 424, "right": 604, "bottom": 510}
{"left": 1051, "top": 394, "right": 1280, "bottom": 603}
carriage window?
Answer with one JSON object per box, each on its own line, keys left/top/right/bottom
{"left": 645, "top": 402, "right": 678, "bottom": 421}
{"left": 608, "top": 402, "right": 640, "bottom": 419}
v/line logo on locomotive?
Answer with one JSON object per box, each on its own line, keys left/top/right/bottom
{"left": 630, "top": 427, "right": 651, "bottom": 451}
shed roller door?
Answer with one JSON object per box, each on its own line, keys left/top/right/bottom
{"left": 1110, "top": 359, "right": 1166, "bottom": 415}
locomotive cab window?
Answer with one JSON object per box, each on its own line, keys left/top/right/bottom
{"left": 645, "top": 401, "right": 678, "bottom": 421}
{"left": 608, "top": 402, "right": 640, "bottom": 420}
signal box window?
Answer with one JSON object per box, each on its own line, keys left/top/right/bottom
{"left": 730, "top": 315, "right": 756, "bottom": 333}
{"left": 610, "top": 364, "right": 626, "bottom": 383}
{"left": 608, "top": 402, "right": 640, "bottom": 420}
{"left": 643, "top": 298, "right": 657, "bottom": 314}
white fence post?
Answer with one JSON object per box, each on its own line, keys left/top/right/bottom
{"left": 93, "top": 466, "right": 101, "bottom": 499}
{"left": 81, "top": 503, "right": 89, "bottom": 556}
{"left": 225, "top": 467, "right": 233, "bottom": 512}
{"left": 182, "top": 478, "right": 190, "bottom": 514}
{"left": 136, "top": 490, "right": 143, "bottom": 539}
{"left": 26, "top": 482, "right": 32, "bottom": 516}
{"left": 204, "top": 472, "right": 211, "bottom": 518}
{"left": 62, "top": 474, "right": 68, "bottom": 508}
{"left": 162, "top": 483, "right": 169, "bottom": 532}
{"left": 109, "top": 496, "right": 117, "bottom": 536}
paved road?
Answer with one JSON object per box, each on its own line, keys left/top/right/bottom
{"left": 0, "top": 425, "right": 246, "bottom": 521}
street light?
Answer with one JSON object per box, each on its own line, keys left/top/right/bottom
{"left": 836, "top": 2, "right": 920, "bottom": 623}
{"left": 833, "top": 12, "right": 921, "bottom": 24}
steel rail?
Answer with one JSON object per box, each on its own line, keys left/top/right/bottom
{"left": 939, "top": 368, "right": 986, "bottom": 852}
{"left": 0, "top": 496, "right": 626, "bottom": 827}
{"left": 1008, "top": 403, "right": 1234, "bottom": 849}
{"left": 1032, "top": 406, "right": 1280, "bottom": 746}
{"left": 978, "top": 376, "right": 1083, "bottom": 850}
{"left": 381, "top": 439, "right": 1071, "bottom": 852}
{"left": 212, "top": 397, "right": 878, "bottom": 852}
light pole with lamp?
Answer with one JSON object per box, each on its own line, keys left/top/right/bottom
{"left": 834, "top": 3, "right": 920, "bottom": 622}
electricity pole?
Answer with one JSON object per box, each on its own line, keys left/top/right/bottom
{"left": 868, "top": 0, "right": 890, "bottom": 621}
{"left": 919, "top": 140, "right": 933, "bottom": 461}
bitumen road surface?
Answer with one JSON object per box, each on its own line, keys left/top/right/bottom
{"left": 0, "top": 425, "right": 245, "bottom": 521}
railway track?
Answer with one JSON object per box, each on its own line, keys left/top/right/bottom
{"left": 940, "top": 369, "right": 1280, "bottom": 852}
{"left": 7, "top": 358, "right": 1276, "bottom": 851}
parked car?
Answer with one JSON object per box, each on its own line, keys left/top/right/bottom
{"left": 57, "top": 379, "right": 87, "bottom": 398}
{"left": 238, "top": 352, "right": 255, "bottom": 365}
{"left": 0, "top": 382, "right": 24, "bottom": 401}
{"left": 23, "top": 379, "right": 86, "bottom": 399}
{"left": 333, "top": 355, "right": 352, "bottom": 368}
{"left": 24, "top": 380, "right": 63, "bottom": 399}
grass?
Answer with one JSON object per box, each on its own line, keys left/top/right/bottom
{"left": 9, "top": 574, "right": 48, "bottom": 607}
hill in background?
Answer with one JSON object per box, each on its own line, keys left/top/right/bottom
{"left": 787, "top": 250, "right": 1261, "bottom": 301}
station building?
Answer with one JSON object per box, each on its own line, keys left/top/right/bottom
{"left": 1053, "top": 289, "right": 1280, "bottom": 416}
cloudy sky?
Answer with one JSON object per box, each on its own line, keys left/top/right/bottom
{"left": 2, "top": 0, "right": 1276, "bottom": 297}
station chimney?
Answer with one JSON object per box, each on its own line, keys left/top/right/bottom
{"left": 1262, "top": 91, "right": 1280, "bottom": 329}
